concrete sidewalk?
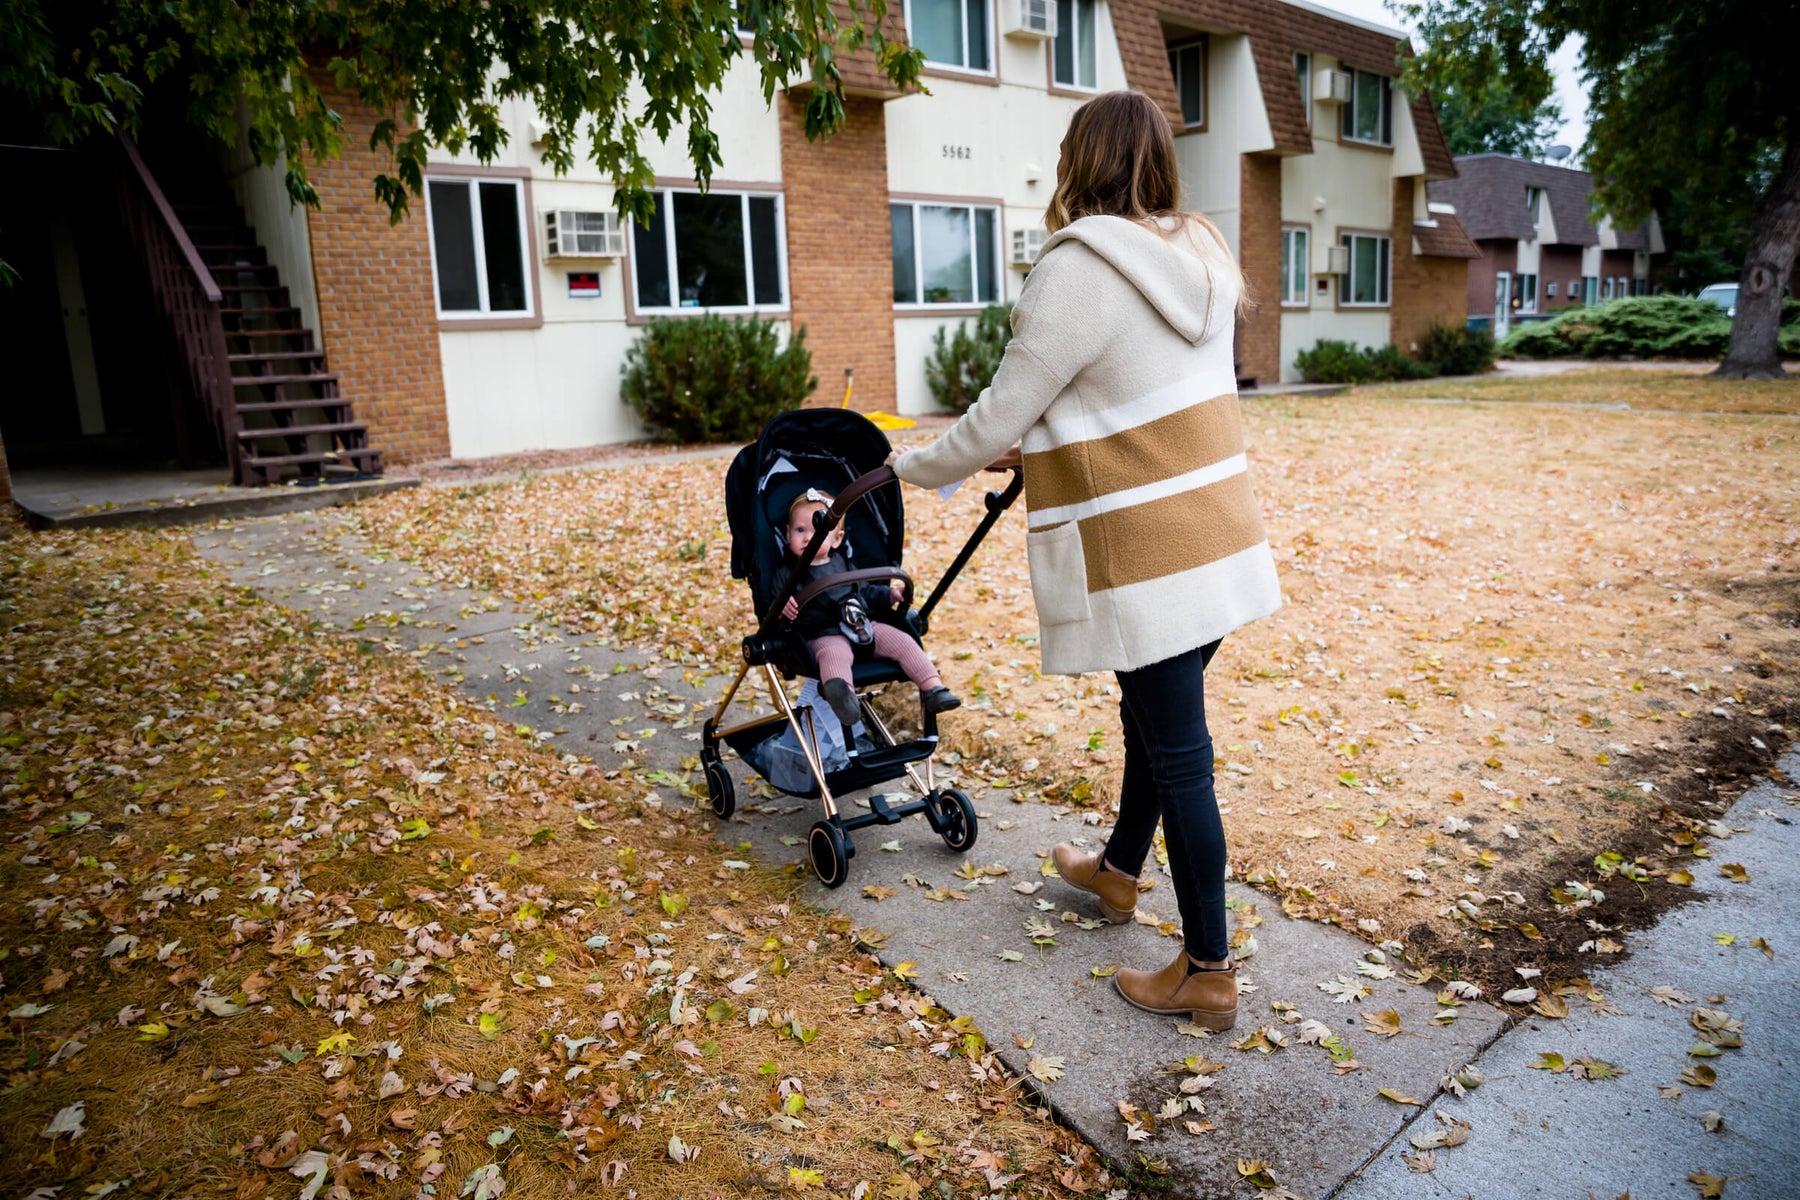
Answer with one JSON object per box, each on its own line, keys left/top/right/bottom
{"left": 192, "top": 507, "right": 1800, "bottom": 1199}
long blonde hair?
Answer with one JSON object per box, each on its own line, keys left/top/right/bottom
{"left": 1045, "top": 90, "right": 1246, "bottom": 311}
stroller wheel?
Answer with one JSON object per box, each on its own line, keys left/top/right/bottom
{"left": 704, "top": 760, "right": 735, "bottom": 819}
{"left": 933, "top": 788, "right": 979, "bottom": 853}
{"left": 809, "top": 820, "right": 851, "bottom": 888}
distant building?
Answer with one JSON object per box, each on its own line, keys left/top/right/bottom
{"left": 1428, "top": 153, "right": 1664, "bottom": 337}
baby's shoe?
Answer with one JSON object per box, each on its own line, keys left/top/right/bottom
{"left": 820, "top": 678, "right": 863, "bottom": 727}
{"left": 920, "top": 686, "right": 962, "bottom": 715}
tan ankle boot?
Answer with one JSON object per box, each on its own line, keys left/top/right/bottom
{"left": 1114, "top": 951, "right": 1239, "bottom": 1030}
{"left": 1051, "top": 846, "right": 1138, "bottom": 923}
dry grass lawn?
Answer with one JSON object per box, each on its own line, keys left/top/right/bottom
{"left": 348, "top": 380, "right": 1800, "bottom": 993}
{"left": 1365, "top": 365, "right": 1800, "bottom": 415}
{"left": 0, "top": 532, "right": 1102, "bottom": 1198}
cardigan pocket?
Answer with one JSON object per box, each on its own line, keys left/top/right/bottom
{"left": 1026, "top": 522, "right": 1093, "bottom": 627}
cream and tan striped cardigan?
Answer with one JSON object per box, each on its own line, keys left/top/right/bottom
{"left": 894, "top": 214, "right": 1282, "bottom": 676}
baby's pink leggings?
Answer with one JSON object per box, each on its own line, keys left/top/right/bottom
{"left": 809, "top": 627, "right": 942, "bottom": 697}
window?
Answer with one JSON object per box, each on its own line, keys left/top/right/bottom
{"left": 629, "top": 188, "right": 787, "bottom": 313}
{"left": 1168, "top": 40, "right": 1205, "bottom": 128}
{"left": 1280, "top": 227, "right": 1310, "bottom": 306}
{"left": 1525, "top": 186, "right": 1543, "bottom": 237}
{"left": 891, "top": 201, "right": 1001, "bottom": 306}
{"left": 1338, "top": 68, "right": 1393, "bottom": 146}
{"left": 426, "top": 176, "right": 533, "bottom": 318}
{"left": 909, "top": 0, "right": 991, "bottom": 73}
{"left": 1053, "top": 0, "right": 1098, "bottom": 89}
{"left": 1582, "top": 276, "right": 1599, "bottom": 305}
{"left": 1546, "top": 280, "right": 1558, "bottom": 298}
{"left": 1602, "top": 277, "right": 1614, "bottom": 300}
{"left": 1294, "top": 52, "right": 1311, "bottom": 128}
{"left": 1514, "top": 273, "right": 1538, "bottom": 313}
{"left": 1616, "top": 275, "right": 1629, "bottom": 297}
{"left": 1338, "top": 233, "right": 1390, "bottom": 306}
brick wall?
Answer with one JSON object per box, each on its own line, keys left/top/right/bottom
{"left": 1465, "top": 241, "right": 1514, "bottom": 317}
{"left": 1236, "top": 153, "right": 1282, "bottom": 387}
{"left": 778, "top": 93, "right": 897, "bottom": 413}
{"left": 303, "top": 71, "right": 450, "bottom": 464}
{"left": 1390, "top": 180, "right": 1470, "bottom": 354}
{"left": 1540, "top": 246, "right": 1586, "bottom": 309}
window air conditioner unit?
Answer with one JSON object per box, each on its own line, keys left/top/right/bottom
{"left": 1324, "top": 244, "right": 1350, "bottom": 274}
{"left": 1003, "top": 0, "right": 1057, "bottom": 40}
{"left": 1011, "top": 228, "right": 1048, "bottom": 267}
{"left": 544, "top": 209, "right": 625, "bottom": 259}
{"left": 1315, "top": 69, "right": 1353, "bottom": 104}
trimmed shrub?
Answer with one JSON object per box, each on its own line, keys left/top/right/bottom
{"left": 925, "top": 303, "right": 1014, "bottom": 412}
{"left": 1294, "top": 338, "right": 1432, "bottom": 383}
{"left": 1415, "top": 322, "right": 1496, "bottom": 376}
{"left": 620, "top": 314, "right": 815, "bottom": 443}
{"left": 1496, "top": 295, "right": 1735, "bottom": 360}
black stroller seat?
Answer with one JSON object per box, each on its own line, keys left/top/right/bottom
{"left": 700, "top": 408, "right": 1022, "bottom": 887}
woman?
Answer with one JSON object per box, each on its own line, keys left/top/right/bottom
{"left": 887, "top": 91, "right": 1282, "bottom": 1030}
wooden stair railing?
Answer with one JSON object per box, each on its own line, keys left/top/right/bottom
{"left": 115, "top": 135, "right": 239, "bottom": 479}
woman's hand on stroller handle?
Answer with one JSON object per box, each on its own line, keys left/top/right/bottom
{"left": 883, "top": 446, "right": 1021, "bottom": 481}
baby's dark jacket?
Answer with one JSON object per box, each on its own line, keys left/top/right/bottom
{"left": 786, "top": 549, "right": 897, "bottom": 641}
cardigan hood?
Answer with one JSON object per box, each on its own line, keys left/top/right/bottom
{"left": 1041, "top": 216, "right": 1222, "bottom": 345}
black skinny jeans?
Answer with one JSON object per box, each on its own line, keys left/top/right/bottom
{"left": 1102, "top": 639, "right": 1227, "bottom": 962}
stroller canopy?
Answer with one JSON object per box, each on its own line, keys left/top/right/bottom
{"left": 725, "top": 409, "right": 904, "bottom": 618}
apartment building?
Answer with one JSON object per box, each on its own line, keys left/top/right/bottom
{"left": 1428, "top": 153, "right": 1664, "bottom": 337}
{"left": 2, "top": 0, "right": 1475, "bottom": 487}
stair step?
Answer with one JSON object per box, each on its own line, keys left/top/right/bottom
{"left": 225, "top": 329, "right": 315, "bottom": 343}
{"left": 228, "top": 349, "right": 326, "bottom": 363}
{"left": 230, "top": 372, "right": 339, "bottom": 387}
{"left": 237, "top": 422, "right": 368, "bottom": 441}
{"left": 197, "top": 244, "right": 266, "bottom": 261}
{"left": 185, "top": 224, "right": 257, "bottom": 242}
{"left": 220, "top": 306, "right": 301, "bottom": 319}
{"left": 234, "top": 399, "right": 354, "bottom": 414}
{"left": 240, "top": 449, "right": 380, "bottom": 468}
{"left": 217, "top": 283, "right": 288, "bottom": 294}
{"left": 211, "top": 262, "right": 281, "bottom": 278}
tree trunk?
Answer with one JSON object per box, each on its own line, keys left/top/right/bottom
{"left": 1715, "top": 142, "right": 1800, "bottom": 379}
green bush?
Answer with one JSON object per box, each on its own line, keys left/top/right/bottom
{"left": 925, "top": 303, "right": 1013, "bottom": 412}
{"left": 1294, "top": 338, "right": 1432, "bottom": 383}
{"left": 1496, "top": 295, "right": 1737, "bottom": 360}
{"left": 1415, "top": 322, "right": 1496, "bottom": 375}
{"left": 620, "top": 314, "right": 815, "bottom": 443}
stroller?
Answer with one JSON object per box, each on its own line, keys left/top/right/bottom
{"left": 701, "top": 409, "right": 1022, "bottom": 887}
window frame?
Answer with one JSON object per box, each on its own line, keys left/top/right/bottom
{"left": 1294, "top": 52, "right": 1312, "bottom": 129}
{"left": 1525, "top": 185, "right": 1544, "bottom": 238}
{"left": 1514, "top": 272, "right": 1538, "bottom": 313}
{"left": 889, "top": 195, "right": 1005, "bottom": 311}
{"left": 906, "top": 0, "right": 996, "bottom": 78}
{"left": 1338, "top": 67, "right": 1393, "bottom": 147}
{"left": 1336, "top": 230, "right": 1391, "bottom": 308}
{"left": 624, "top": 184, "right": 791, "bottom": 319}
{"left": 1280, "top": 225, "right": 1310, "bottom": 308}
{"left": 423, "top": 168, "right": 540, "bottom": 330}
{"left": 1050, "top": 0, "right": 1100, "bottom": 92}
{"left": 1167, "top": 37, "right": 1207, "bottom": 131}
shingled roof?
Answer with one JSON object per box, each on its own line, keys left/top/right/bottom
{"left": 1109, "top": 0, "right": 1458, "bottom": 179}
{"left": 1428, "top": 153, "right": 1644, "bottom": 249}
{"left": 1413, "top": 212, "right": 1481, "bottom": 258}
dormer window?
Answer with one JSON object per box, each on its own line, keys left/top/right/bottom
{"left": 1525, "top": 186, "right": 1544, "bottom": 238}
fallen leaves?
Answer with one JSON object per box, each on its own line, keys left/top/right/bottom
{"left": 1360, "top": 1009, "right": 1402, "bottom": 1038}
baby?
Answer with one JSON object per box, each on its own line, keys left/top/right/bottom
{"left": 780, "top": 490, "right": 961, "bottom": 731}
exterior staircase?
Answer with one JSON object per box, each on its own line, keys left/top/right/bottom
{"left": 171, "top": 198, "right": 383, "bottom": 485}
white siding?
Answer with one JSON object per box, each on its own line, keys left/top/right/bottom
{"left": 226, "top": 150, "right": 323, "bottom": 341}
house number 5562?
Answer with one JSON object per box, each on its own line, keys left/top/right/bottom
{"left": 941, "top": 144, "right": 971, "bottom": 160}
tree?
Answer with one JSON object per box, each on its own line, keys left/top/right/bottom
{"left": 1431, "top": 77, "right": 1563, "bottom": 159}
{"left": 1395, "top": 0, "right": 1800, "bottom": 379}
{"left": 0, "top": 0, "right": 922, "bottom": 228}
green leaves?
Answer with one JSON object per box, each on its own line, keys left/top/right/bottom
{"left": 5, "top": 0, "right": 925, "bottom": 230}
